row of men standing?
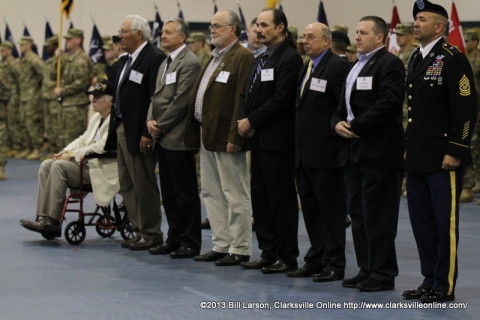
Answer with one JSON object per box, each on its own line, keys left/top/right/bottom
{"left": 85, "top": 1, "right": 476, "bottom": 303}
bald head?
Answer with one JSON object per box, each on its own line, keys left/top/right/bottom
{"left": 302, "top": 22, "right": 331, "bottom": 59}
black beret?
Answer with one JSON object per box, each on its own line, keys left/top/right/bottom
{"left": 413, "top": 0, "right": 448, "bottom": 19}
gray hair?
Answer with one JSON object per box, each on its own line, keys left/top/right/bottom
{"left": 126, "top": 14, "right": 151, "bottom": 41}
{"left": 223, "top": 10, "right": 241, "bottom": 37}
{"left": 164, "top": 18, "right": 190, "bottom": 38}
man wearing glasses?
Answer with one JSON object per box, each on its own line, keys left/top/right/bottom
{"left": 185, "top": 10, "right": 254, "bottom": 266}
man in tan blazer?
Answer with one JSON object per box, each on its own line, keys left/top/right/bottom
{"left": 20, "top": 80, "right": 118, "bottom": 235}
{"left": 146, "top": 18, "right": 203, "bottom": 259}
{"left": 184, "top": 10, "right": 255, "bottom": 266}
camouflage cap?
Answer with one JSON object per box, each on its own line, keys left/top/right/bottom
{"left": 331, "top": 24, "right": 348, "bottom": 35}
{"left": 64, "top": 28, "right": 84, "bottom": 39}
{"left": 19, "top": 36, "right": 34, "bottom": 44}
{"left": 44, "top": 35, "right": 59, "bottom": 46}
{"left": 103, "top": 42, "right": 113, "bottom": 51}
{"left": 187, "top": 32, "right": 206, "bottom": 43}
{"left": 0, "top": 41, "right": 14, "bottom": 50}
{"left": 87, "top": 80, "right": 114, "bottom": 96}
{"left": 288, "top": 26, "right": 299, "bottom": 40}
{"left": 396, "top": 23, "right": 414, "bottom": 35}
{"left": 102, "top": 35, "right": 112, "bottom": 44}
{"left": 346, "top": 43, "right": 357, "bottom": 53}
{"left": 464, "top": 30, "right": 479, "bottom": 42}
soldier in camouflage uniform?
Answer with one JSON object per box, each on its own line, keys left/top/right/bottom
{"left": 0, "top": 63, "right": 12, "bottom": 179}
{"left": 0, "top": 41, "right": 26, "bottom": 159}
{"left": 187, "top": 32, "right": 212, "bottom": 67}
{"left": 41, "top": 35, "right": 60, "bottom": 153}
{"left": 18, "top": 36, "right": 44, "bottom": 160}
{"left": 53, "top": 29, "right": 93, "bottom": 148}
{"left": 461, "top": 30, "right": 480, "bottom": 203}
{"left": 395, "top": 23, "right": 418, "bottom": 196}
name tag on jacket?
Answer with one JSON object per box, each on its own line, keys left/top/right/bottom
{"left": 129, "top": 70, "right": 144, "bottom": 84}
{"left": 261, "top": 69, "right": 274, "bottom": 82}
{"left": 310, "top": 78, "right": 327, "bottom": 92}
{"left": 215, "top": 71, "right": 230, "bottom": 83}
{"left": 166, "top": 72, "right": 176, "bottom": 85}
{"left": 356, "top": 77, "right": 372, "bottom": 90}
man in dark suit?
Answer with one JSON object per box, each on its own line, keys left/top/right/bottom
{"left": 106, "top": 14, "right": 166, "bottom": 250}
{"left": 184, "top": 10, "right": 255, "bottom": 266}
{"left": 402, "top": 1, "right": 477, "bottom": 303}
{"left": 285, "top": 22, "right": 349, "bottom": 281}
{"left": 331, "top": 16, "right": 405, "bottom": 291}
{"left": 146, "top": 18, "right": 202, "bottom": 259}
{"left": 238, "top": 8, "right": 303, "bottom": 274}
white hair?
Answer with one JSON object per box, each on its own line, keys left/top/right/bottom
{"left": 126, "top": 14, "right": 151, "bottom": 41}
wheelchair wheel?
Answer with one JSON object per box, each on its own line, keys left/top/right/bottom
{"left": 120, "top": 218, "right": 137, "bottom": 241}
{"left": 64, "top": 221, "right": 86, "bottom": 245}
{"left": 95, "top": 216, "right": 116, "bottom": 238}
{"left": 41, "top": 230, "right": 61, "bottom": 240}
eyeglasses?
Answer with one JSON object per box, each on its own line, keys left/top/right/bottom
{"left": 299, "top": 34, "right": 327, "bottom": 42}
{"left": 118, "top": 29, "right": 135, "bottom": 35}
{"left": 208, "top": 24, "right": 233, "bottom": 31}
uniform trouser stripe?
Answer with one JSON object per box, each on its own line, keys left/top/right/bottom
{"left": 447, "top": 171, "right": 457, "bottom": 296}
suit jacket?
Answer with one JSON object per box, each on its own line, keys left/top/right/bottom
{"left": 295, "top": 50, "right": 349, "bottom": 169}
{"left": 184, "top": 41, "right": 254, "bottom": 151}
{"left": 104, "top": 42, "right": 166, "bottom": 154}
{"left": 147, "top": 46, "right": 202, "bottom": 151}
{"left": 63, "top": 112, "right": 119, "bottom": 206}
{"left": 240, "top": 40, "right": 303, "bottom": 151}
{"left": 331, "top": 47, "right": 405, "bottom": 169}
{"left": 405, "top": 38, "right": 478, "bottom": 173}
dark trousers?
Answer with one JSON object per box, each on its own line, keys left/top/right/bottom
{"left": 157, "top": 146, "right": 201, "bottom": 250}
{"left": 344, "top": 165, "right": 402, "bottom": 281}
{"left": 407, "top": 170, "right": 463, "bottom": 295}
{"left": 251, "top": 149, "right": 299, "bottom": 265}
{"left": 296, "top": 165, "right": 347, "bottom": 271}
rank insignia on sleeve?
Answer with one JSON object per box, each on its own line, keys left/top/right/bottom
{"left": 459, "top": 75, "right": 471, "bottom": 96}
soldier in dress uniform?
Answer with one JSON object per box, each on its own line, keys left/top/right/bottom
{"left": 0, "top": 41, "right": 24, "bottom": 159}
{"left": 402, "top": 0, "right": 477, "bottom": 303}
{"left": 53, "top": 29, "right": 93, "bottom": 148}
{"left": 41, "top": 35, "right": 60, "bottom": 154}
{"left": 18, "top": 36, "right": 44, "bottom": 160}
{"left": 460, "top": 30, "right": 480, "bottom": 203}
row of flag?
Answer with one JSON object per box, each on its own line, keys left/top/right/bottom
{"left": 0, "top": 0, "right": 470, "bottom": 64}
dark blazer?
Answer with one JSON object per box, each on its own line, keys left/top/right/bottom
{"left": 331, "top": 47, "right": 405, "bottom": 169}
{"left": 105, "top": 42, "right": 166, "bottom": 154}
{"left": 147, "top": 46, "right": 202, "bottom": 151}
{"left": 405, "top": 38, "right": 477, "bottom": 173}
{"left": 295, "top": 49, "right": 349, "bottom": 169}
{"left": 184, "top": 41, "right": 254, "bottom": 152}
{"left": 240, "top": 40, "right": 303, "bottom": 151}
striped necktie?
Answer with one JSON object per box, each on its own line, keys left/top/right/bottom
{"left": 249, "top": 53, "right": 268, "bottom": 92}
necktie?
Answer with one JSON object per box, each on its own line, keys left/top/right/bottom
{"left": 300, "top": 60, "right": 313, "bottom": 97}
{"left": 249, "top": 53, "right": 268, "bottom": 92}
{"left": 413, "top": 51, "right": 423, "bottom": 72}
{"left": 115, "top": 55, "right": 133, "bottom": 118}
{"left": 162, "top": 55, "right": 172, "bottom": 80}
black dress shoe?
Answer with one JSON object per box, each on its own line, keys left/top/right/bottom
{"left": 261, "top": 260, "right": 298, "bottom": 274}
{"left": 420, "top": 290, "right": 455, "bottom": 302}
{"left": 149, "top": 243, "right": 179, "bottom": 255}
{"left": 215, "top": 253, "right": 250, "bottom": 266}
{"left": 402, "top": 285, "right": 432, "bottom": 300}
{"left": 313, "top": 270, "right": 344, "bottom": 282}
{"left": 240, "top": 257, "right": 275, "bottom": 269}
{"left": 201, "top": 218, "right": 211, "bottom": 229}
{"left": 342, "top": 273, "right": 370, "bottom": 288}
{"left": 194, "top": 250, "right": 227, "bottom": 262}
{"left": 170, "top": 247, "right": 199, "bottom": 259}
{"left": 356, "top": 277, "right": 394, "bottom": 292}
{"left": 286, "top": 266, "right": 318, "bottom": 278}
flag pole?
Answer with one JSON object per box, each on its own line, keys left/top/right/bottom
{"left": 56, "top": 3, "right": 64, "bottom": 87}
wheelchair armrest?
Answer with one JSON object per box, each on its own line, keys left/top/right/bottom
{"left": 84, "top": 151, "right": 117, "bottom": 159}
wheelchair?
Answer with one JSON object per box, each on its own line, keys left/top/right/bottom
{"left": 40, "top": 153, "right": 137, "bottom": 245}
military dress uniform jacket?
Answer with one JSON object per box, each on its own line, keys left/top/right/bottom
{"left": 331, "top": 47, "right": 405, "bottom": 169}
{"left": 295, "top": 50, "right": 349, "bottom": 169}
{"left": 147, "top": 46, "right": 202, "bottom": 151}
{"left": 405, "top": 39, "right": 478, "bottom": 173}
{"left": 184, "top": 41, "right": 254, "bottom": 151}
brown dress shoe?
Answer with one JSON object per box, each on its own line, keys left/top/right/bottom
{"left": 121, "top": 234, "right": 141, "bottom": 248}
{"left": 129, "top": 238, "right": 162, "bottom": 251}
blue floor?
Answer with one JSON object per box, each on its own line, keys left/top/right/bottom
{"left": 1, "top": 158, "right": 479, "bottom": 320}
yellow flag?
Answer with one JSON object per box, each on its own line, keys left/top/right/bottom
{"left": 266, "top": 0, "right": 280, "bottom": 8}
{"left": 61, "top": 0, "right": 74, "bottom": 19}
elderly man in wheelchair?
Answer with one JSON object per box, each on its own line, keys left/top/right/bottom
{"left": 20, "top": 80, "right": 119, "bottom": 237}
